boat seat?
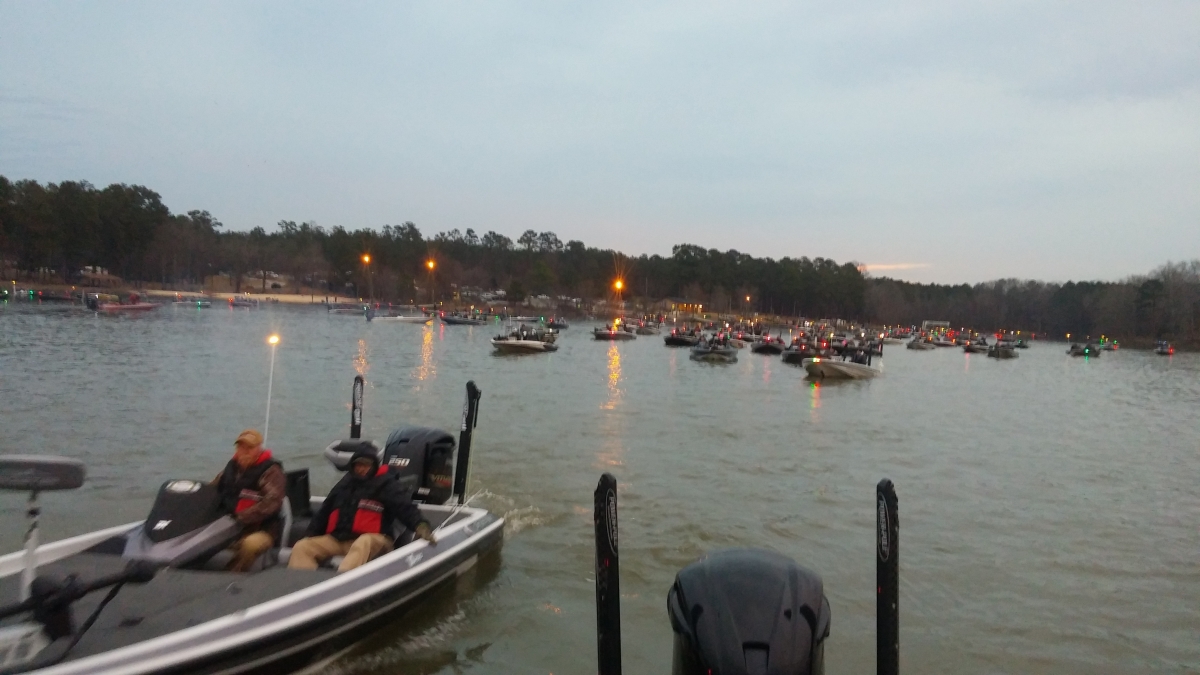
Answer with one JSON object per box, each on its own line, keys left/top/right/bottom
{"left": 200, "top": 498, "right": 293, "bottom": 572}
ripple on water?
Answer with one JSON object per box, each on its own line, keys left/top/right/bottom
{"left": 1, "top": 310, "right": 1198, "bottom": 673}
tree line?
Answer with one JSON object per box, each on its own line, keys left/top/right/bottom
{"left": 866, "top": 261, "right": 1200, "bottom": 344}
{"left": 0, "top": 176, "right": 865, "bottom": 318}
{"left": 2, "top": 176, "right": 1196, "bottom": 344}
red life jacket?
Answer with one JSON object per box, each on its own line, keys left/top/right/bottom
{"left": 217, "top": 450, "right": 279, "bottom": 515}
{"left": 325, "top": 498, "right": 385, "bottom": 536}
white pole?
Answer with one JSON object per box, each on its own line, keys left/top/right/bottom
{"left": 264, "top": 342, "right": 277, "bottom": 444}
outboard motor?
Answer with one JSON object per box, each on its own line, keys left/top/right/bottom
{"left": 323, "top": 430, "right": 456, "bottom": 505}
{"left": 121, "top": 480, "right": 240, "bottom": 566}
{"left": 381, "top": 427, "right": 456, "bottom": 505}
{"left": 667, "top": 549, "right": 830, "bottom": 675}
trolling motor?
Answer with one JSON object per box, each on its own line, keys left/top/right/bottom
{"left": 593, "top": 474, "right": 900, "bottom": 675}
{"left": 0, "top": 456, "right": 158, "bottom": 673}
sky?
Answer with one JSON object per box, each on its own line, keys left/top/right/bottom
{"left": 1, "top": 1, "right": 1197, "bottom": 284}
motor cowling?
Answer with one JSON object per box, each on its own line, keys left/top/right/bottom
{"left": 668, "top": 548, "right": 830, "bottom": 675}
{"left": 382, "top": 426, "right": 456, "bottom": 505}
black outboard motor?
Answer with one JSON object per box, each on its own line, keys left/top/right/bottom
{"left": 382, "top": 426, "right": 456, "bottom": 505}
{"left": 323, "top": 429, "right": 456, "bottom": 505}
{"left": 667, "top": 548, "right": 831, "bottom": 675}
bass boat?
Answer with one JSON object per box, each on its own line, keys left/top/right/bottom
{"left": 988, "top": 341, "right": 1019, "bottom": 359}
{"left": 1067, "top": 343, "right": 1100, "bottom": 357}
{"left": 663, "top": 328, "right": 700, "bottom": 347}
{"left": 690, "top": 336, "right": 738, "bottom": 363}
{"left": 906, "top": 337, "right": 936, "bottom": 350}
{"left": 491, "top": 324, "right": 559, "bottom": 354}
{"left": 801, "top": 353, "right": 881, "bottom": 379}
{"left": 0, "top": 379, "right": 503, "bottom": 675}
{"left": 439, "top": 312, "right": 486, "bottom": 326}
{"left": 1154, "top": 341, "right": 1175, "bottom": 356}
{"left": 593, "top": 324, "right": 635, "bottom": 341}
{"left": 750, "top": 336, "right": 786, "bottom": 355}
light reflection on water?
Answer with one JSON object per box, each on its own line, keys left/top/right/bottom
{"left": 0, "top": 305, "right": 1198, "bottom": 675}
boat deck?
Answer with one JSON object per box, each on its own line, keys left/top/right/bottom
{"left": 0, "top": 506, "right": 465, "bottom": 665}
{"left": 0, "top": 554, "right": 336, "bottom": 660}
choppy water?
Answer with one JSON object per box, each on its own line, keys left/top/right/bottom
{"left": 1, "top": 303, "right": 1198, "bottom": 674}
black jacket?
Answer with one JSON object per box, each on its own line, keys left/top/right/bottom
{"left": 307, "top": 451, "right": 428, "bottom": 542}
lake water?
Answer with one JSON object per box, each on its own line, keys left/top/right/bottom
{"left": 1, "top": 304, "right": 1197, "bottom": 674}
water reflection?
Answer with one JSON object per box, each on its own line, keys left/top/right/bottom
{"left": 415, "top": 327, "right": 435, "bottom": 382}
{"left": 809, "top": 381, "right": 820, "bottom": 422}
{"left": 595, "top": 343, "right": 625, "bottom": 470}
{"left": 354, "top": 339, "right": 370, "bottom": 377}
{"left": 602, "top": 344, "right": 623, "bottom": 410}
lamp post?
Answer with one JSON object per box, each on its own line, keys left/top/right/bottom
{"left": 614, "top": 279, "right": 624, "bottom": 310}
{"left": 361, "top": 254, "right": 373, "bottom": 303}
{"left": 264, "top": 334, "right": 280, "bottom": 444}
{"left": 426, "top": 259, "right": 436, "bottom": 305}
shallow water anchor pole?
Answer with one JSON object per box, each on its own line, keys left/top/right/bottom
{"left": 594, "top": 472, "right": 621, "bottom": 675}
{"left": 19, "top": 490, "right": 40, "bottom": 602}
{"left": 350, "top": 375, "right": 364, "bottom": 439}
{"left": 453, "top": 381, "right": 482, "bottom": 505}
{"left": 877, "top": 478, "right": 899, "bottom": 675}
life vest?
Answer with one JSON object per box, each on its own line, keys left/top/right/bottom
{"left": 324, "top": 497, "right": 385, "bottom": 536}
{"left": 321, "top": 471, "right": 399, "bottom": 540}
{"left": 217, "top": 451, "right": 280, "bottom": 516}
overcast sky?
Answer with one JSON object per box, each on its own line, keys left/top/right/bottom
{"left": 2, "top": 1, "right": 1197, "bottom": 284}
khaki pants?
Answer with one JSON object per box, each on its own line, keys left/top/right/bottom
{"left": 287, "top": 534, "right": 393, "bottom": 573}
{"left": 229, "top": 531, "right": 275, "bottom": 572}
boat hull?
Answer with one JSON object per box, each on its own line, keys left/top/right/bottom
{"left": 491, "top": 339, "right": 557, "bottom": 353}
{"left": 690, "top": 347, "right": 738, "bottom": 363}
{"left": 98, "top": 303, "right": 158, "bottom": 312}
{"left": 593, "top": 330, "right": 635, "bottom": 341}
{"left": 751, "top": 343, "right": 784, "bottom": 355}
{"left": 801, "top": 358, "right": 880, "bottom": 379}
{"left": 663, "top": 336, "right": 698, "bottom": 347}
{"left": 371, "top": 316, "right": 431, "bottom": 323}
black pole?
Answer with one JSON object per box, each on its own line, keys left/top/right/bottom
{"left": 594, "top": 473, "right": 621, "bottom": 675}
{"left": 453, "top": 381, "right": 482, "bottom": 505}
{"left": 350, "top": 376, "right": 364, "bottom": 439}
{"left": 877, "top": 478, "right": 899, "bottom": 675}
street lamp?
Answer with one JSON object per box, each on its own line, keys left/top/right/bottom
{"left": 426, "top": 260, "right": 436, "bottom": 304}
{"left": 613, "top": 279, "right": 624, "bottom": 310}
{"left": 361, "top": 254, "right": 373, "bottom": 302}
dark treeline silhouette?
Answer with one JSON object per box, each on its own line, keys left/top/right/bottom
{"left": 867, "top": 263, "right": 1200, "bottom": 344}
{"left": 3, "top": 176, "right": 1196, "bottom": 344}
{"left": 0, "top": 176, "right": 864, "bottom": 318}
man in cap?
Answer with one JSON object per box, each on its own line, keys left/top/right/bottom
{"left": 212, "top": 429, "right": 286, "bottom": 572}
{"left": 288, "top": 443, "right": 436, "bottom": 572}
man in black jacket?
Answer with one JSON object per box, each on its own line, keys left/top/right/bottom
{"left": 288, "top": 445, "right": 436, "bottom": 572}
